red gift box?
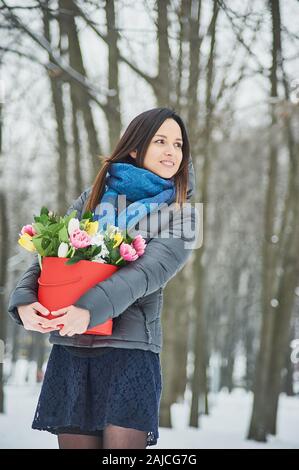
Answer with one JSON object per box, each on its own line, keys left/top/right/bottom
{"left": 37, "top": 257, "right": 118, "bottom": 335}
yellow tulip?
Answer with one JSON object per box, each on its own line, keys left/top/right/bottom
{"left": 18, "top": 233, "right": 36, "bottom": 252}
{"left": 112, "top": 232, "right": 123, "bottom": 248}
{"left": 84, "top": 221, "right": 99, "bottom": 236}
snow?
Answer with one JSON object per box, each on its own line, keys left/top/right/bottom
{"left": 0, "top": 383, "right": 298, "bottom": 449}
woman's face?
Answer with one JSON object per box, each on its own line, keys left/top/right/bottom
{"left": 130, "top": 118, "right": 183, "bottom": 179}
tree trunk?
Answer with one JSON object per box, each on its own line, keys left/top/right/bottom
{"left": 155, "top": 0, "right": 171, "bottom": 105}
{"left": 105, "top": 0, "right": 121, "bottom": 151}
{"left": 9, "top": 323, "right": 20, "bottom": 383}
{"left": 160, "top": 280, "right": 180, "bottom": 427}
{"left": 265, "top": 179, "right": 299, "bottom": 433}
{"left": 0, "top": 192, "right": 8, "bottom": 412}
{"left": 172, "top": 265, "right": 192, "bottom": 402}
{"left": 282, "top": 350, "right": 294, "bottom": 397}
{"left": 189, "top": 0, "right": 219, "bottom": 426}
{"left": 42, "top": 2, "right": 68, "bottom": 215}
{"left": 63, "top": 0, "right": 101, "bottom": 175}
{"left": 248, "top": 0, "right": 298, "bottom": 441}
{"left": 220, "top": 269, "right": 239, "bottom": 392}
{"left": 70, "top": 84, "right": 84, "bottom": 194}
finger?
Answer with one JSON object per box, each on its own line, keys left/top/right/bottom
{"left": 66, "top": 330, "right": 76, "bottom": 337}
{"left": 40, "top": 327, "right": 59, "bottom": 333}
{"left": 59, "top": 326, "right": 72, "bottom": 336}
{"left": 35, "top": 317, "right": 53, "bottom": 328}
{"left": 39, "top": 323, "right": 61, "bottom": 330}
{"left": 35, "top": 317, "right": 61, "bottom": 331}
{"left": 51, "top": 307, "right": 71, "bottom": 316}
{"left": 32, "top": 325, "right": 58, "bottom": 334}
{"left": 45, "top": 317, "right": 66, "bottom": 328}
{"left": 32, "top": 302, "right": 50, "bottom": 316}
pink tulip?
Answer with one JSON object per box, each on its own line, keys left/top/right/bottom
{"left": 70, "top": 228, "right": 92, "bottom": 249}
{"left": 119, "top": 243, "right": 139, "bottom": 261}
{"left": 132, "top": 234, "right": 147, "bottom": 256}
{"left": 21, "top": 224, "right": 37, "bottom": 237}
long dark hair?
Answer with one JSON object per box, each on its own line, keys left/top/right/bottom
{"left": 85, "top": 107, "right": 190, "bottom": 212}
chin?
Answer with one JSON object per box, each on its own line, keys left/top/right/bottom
{"left": 154, "top": 171, "right": 173, "bottom": 179}
{"left": 145, "top": 164, "right": 176, "bottom": 179}
{"left": 155, "top": 168, "right": 176, "bottom": 179}
{"left": 161, "top": 170, "right": 176, "bottom": 179}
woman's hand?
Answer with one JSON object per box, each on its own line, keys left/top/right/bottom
{"left": 46, "top": 305, "right": 90, "bottom": 336}
{"left": 17, "top": 302, "right": 60, "bottom": 333}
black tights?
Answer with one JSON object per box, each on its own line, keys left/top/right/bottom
{"left": 57, "top": 424, "right": 148, "bottom": 449}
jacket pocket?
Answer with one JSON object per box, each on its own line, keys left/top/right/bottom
{"left": 136, "top": 287, "right": 164, "bottom": 344}
{"left": 136, "top": 300, "right": 153, "bottom": 344}
{"left": 137, "top": 288, "right": 163, "bottom": 324}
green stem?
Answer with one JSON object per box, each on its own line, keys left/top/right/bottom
{"left": 38, "top": 253, "right": 43, "bottom": 271}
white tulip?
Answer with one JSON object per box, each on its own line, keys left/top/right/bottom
{"left": 107, "top": 224, "right": 120, "bottom": 237}
{"left": 58, "top": 242, "right": 69, "bottom": 258}
{"left": 68, "top": 218, "right": 80, "bottom": 235}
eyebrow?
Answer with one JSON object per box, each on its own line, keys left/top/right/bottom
{"left": 154, "top": 134, "right": 183, "bottom": 142}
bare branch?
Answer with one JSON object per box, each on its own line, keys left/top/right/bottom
{"left": 72, "top": 0, "right": 157, "bottom": 86}
{"left": 217, "top": 0, "right": 269, "bottom": 76}
{"left": 0, "top": 0, "right": 112, "bottom": 114}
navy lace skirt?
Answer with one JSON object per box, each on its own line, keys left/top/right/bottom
{"left": 32, "top": 344, "right": 162, "bottom": 447}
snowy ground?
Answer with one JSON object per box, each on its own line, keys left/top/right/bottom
{"left": 0, "top": 382, "right": 298, "bottom": 449}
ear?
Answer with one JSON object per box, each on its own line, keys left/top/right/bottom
{"left": 129, "top": 150, "right": 137, "bottom": 159}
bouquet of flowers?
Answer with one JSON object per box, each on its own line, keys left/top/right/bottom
{"left": 18, "top": 207, "right": 147, "bottom": 335}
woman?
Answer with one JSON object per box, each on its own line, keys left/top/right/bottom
{"left": 8, "top": 107, "right": 197, "bottom": 449}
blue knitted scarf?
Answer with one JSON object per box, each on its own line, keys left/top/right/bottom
{"left": 92, "top": 163, "right": 176, "bottom": 232}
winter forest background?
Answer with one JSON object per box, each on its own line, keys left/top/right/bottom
{"left": 0, "top": 0, "right": 299, "bottom": 449}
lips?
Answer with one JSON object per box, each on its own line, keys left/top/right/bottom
{"left": 160, "top": 160, "right": 175, "bottom": 167}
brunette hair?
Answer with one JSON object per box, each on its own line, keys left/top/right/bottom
{"left": 85, "top": 107, "right": 190, "bottom": 212}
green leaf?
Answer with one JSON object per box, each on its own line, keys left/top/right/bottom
{"left": 58, "top": 225, "right": 69, "bottom": 242}
{"left": 41, "top": 238, "right": 51, "bottom": 250}
{"left": 40, "top": 207, "right": 49, "bottom": 216}
{"left": 32, "top": 222, "right": 46, "bottom": 235}
{"left": 65, "top": 210, "right": 77, "bottom": 222}
{"left": 82, "top": 210, "right": 93, "bottom": 220}
{"left": 65, "top": 256, "right": 83, "bottom": 265}
{"left": 31, "top": 236, "right": 46, "bottom": 256}
{"left": 109, "top": 247, "right": 121, "bottom": 262}
{"left": 48, "top": 222, "right": 64, "bottom": 235}
{"left": 91, "top": 245, "right": 102, "bottom": 256}
{"left": 39, "top": 214, "right": 50, "bottom": 225}
{"left": 126, "top": 233, "right": 134, "bottom": 244}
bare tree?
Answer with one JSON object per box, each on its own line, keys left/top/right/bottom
{"left": 248, "top": 0, "right": 299, "bottom": 441}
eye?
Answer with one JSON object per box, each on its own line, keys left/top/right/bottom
{"left": 155, "top": 139, "right": 182, "bottom": 148}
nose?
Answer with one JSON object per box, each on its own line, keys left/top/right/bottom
{"left": 164, "top": 143, "right": 176, "bottom": 155}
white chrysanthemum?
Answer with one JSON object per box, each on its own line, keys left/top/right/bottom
{"left": 90, "top": 232, "right": 109, "bottom": 262}
{"left": 68, "top": 218, "right": 80, "bottom": 235}
{"left": 91, "top": 257, "right": 106, "bottom": 264}
{"left": 99, "top": 243, "right": 109, "bottom": 258}
{"left": 58, "top": 242, "right": 69, "bottom": 258}
{"left": 90, "top": 232, "right": 105, "bottom": 246}
{"left": 92, "top": 246, "right": 109, "bottom": 262}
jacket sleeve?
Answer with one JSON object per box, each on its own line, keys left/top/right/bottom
{"left": 75, "top": 207, "right": 198, "bottom": 329}
{"left": 7, "top": 190, "right": 89, "bottom": 325}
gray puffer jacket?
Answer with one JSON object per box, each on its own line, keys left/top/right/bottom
{"left": 8, "top": 158, "right": 198, "bottom": 353}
